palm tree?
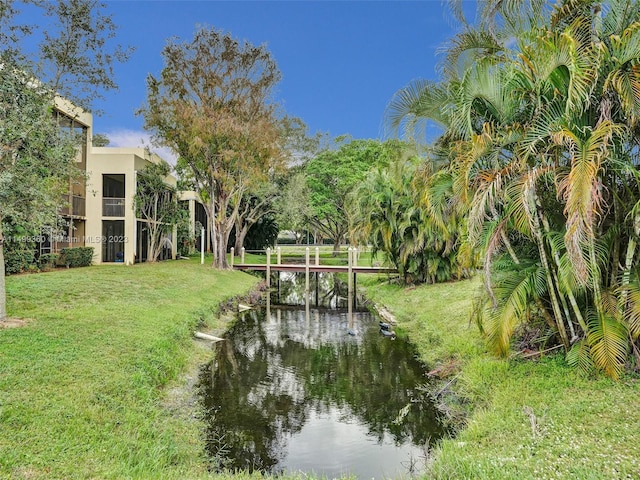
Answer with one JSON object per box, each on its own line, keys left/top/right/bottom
{"left": 387, "top": 0, "right": 640, "bottom": 378}
{"left": 349, "top": 150, "right": 472, "bottom": 284}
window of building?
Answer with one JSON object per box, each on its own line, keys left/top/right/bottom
{"left": 103, "top": 174, "right": 125, "bottom": 217}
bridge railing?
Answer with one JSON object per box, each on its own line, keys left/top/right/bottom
{"left": 234, "top": 246, "right": 362, "bottom": 294}
{"left": 234, "top": 245, "right": 362, "bottom": 267}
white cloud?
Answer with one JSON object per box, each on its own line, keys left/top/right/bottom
{"left": 102, "top": 129, "right": 178, "bottom": 165}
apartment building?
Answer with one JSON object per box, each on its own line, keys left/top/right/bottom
{"left": 44, "top": 96, "right": 92, "bottom": 258}
{"left": 87, "top": 147, "right": 178, "bottom": 265}
{"left": 46, "top": 98, "right": 178, "bottom": 265}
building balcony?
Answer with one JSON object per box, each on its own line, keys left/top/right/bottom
{"left": 59, "top": 194, "right": 86, "bottom": 217}
{"left": 103, "top": 198, "right": 126, "bottom": 217}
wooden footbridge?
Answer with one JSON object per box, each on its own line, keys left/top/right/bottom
{"left": 231, "top": 247, "right": 396, "bottom": 319}
{"left": 233, "top": 263, "right": 396, "bottom": 274}
{"left": 230, "top": 246, "right": 397, "bottom": 276}
{"left": 230, "top": 246, "right": 397, "bottom": 293}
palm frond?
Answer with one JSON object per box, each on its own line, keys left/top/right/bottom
{"left": 620, "top": 278, "right": 640, "bottom": 339}
{"left": 566, "top": 338, "right": 595, "bottom": 375}
{"left": 484, "top": 264, "right": 545, "bottom": 355}
{"left": 558, "top": 120, "right": 622, "bottom": 284}
{"left": 520, "top": 18, "right": 598, "bottom": 115}
{"left": 602, "top": 0, "right": 640, "bottom": 37}
{"left": 437, "top": 28, "right": 504, "bottom": 80}
{"left": 587, "top": 310, "right": 628, "bottom": 379}
{"left": 551, "top": 0, "right": 597, "bottom": 30}
{"left": 604, "top": 23, "right": 640, "bottom": 124}
{"left": 384, "top": 79, "right": 451, "bottom": 140}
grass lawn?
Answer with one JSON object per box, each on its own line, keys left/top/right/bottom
{"left": 0, "top": 257, "right": 260, "bottom": 480}
{"left": 5, "top": 255, "right": 639, "bottom": 480}
{"left": 359, "top": 275, "right": 640, "bottom": 480}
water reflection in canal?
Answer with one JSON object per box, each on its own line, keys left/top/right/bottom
{"left": 198, "top": 272, "right": 448, "bottom": 479}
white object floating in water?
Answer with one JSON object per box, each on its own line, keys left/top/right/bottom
{"left": 194, "top": 332, "right": 224, "bottom": 342}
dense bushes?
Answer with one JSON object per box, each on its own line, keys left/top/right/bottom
{"left": 38, "top": 253, "right": 60, "bottom": 270}
{"left": 349, "top": 157, "right": 473, "bottom": 284}
{"left": 60, "top": 247, "right": 93, "bottom": 268}
{"left": 3, "top": 247, "right": 93, "bottom": 275}
{"left": 5, "top": 250, "right": 36, "bottom": 274}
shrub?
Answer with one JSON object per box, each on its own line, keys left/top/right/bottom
{"left": 38, "top": 253, "right": 60, "bottom": 271}
{"left": 4, "top": 250, "right": 36, "bottom": 274}
{"left": 60, "top": 247, "right": 94, "bottom": 268}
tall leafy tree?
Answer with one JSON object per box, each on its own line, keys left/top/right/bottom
{"left": 1, "top": 1, "right": 132, "bottom": 109}
{"left": 232, "top": 117, "right": 318, "bottom": 254}
{"left": 275, "top": 170, "right": 312, "bottom": 244}
{"left": 0, "top": 0, "right": 130, "bottom": 322}
{"left": 141, "top": 27, "right": 283, "bottom": 268}
{"left": 0, "top": 65, "right": 77, "bottom": 318}
{"left": 304, "top": 139, "right": 404, "bottom": 254}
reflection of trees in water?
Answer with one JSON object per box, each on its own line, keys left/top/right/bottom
{"left": 199, "top": 306, "right": 447, "bottom": 474}
{"left": 272, "top": 272, "right": 347, "bottom": 308}
{"left": 200, "top": 311, "right": 308, "bottom": 472}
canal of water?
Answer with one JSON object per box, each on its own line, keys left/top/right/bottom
{"left": 197, "top": 272, "right": 448, "bottom": 479}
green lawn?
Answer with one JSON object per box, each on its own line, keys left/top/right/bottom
{"left": 0, "top": 257, "right": 258, "bottom": 480}
{"left": 359, "top": 275, "right": 640, "bottom": 480}
{"left": 4, "top": 259, "right": 639, "bottom": 479}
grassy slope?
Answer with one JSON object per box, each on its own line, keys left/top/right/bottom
{"left": 4, "top": 253, "right": 640, "bottom": 480}
{"left": 359, "top": 275, "right": 640, "bottom": 480}
{"left": 0, "top": 258, "right": 258, "bottom": 480}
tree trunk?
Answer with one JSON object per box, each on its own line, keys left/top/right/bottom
{"left": 212, "top": 191, "right": 237, "bottom": 269}
{"left": 233, "top": 214, "right": 252, "bottom": 255}
{"left": 214, "top": 219, "right": 232, "bottom": 269}
{"left": 619, "top": 215, "right": 640, "bottom": 314}
{"left": 147, "top": 224, "right": 158, "bottom": 263}
{"left": 235, "top": 225, "right": 250, "bottom": 255}
{"left": 333, "top": 238, "right": 340, "bottom": 256}
{"left": 216, "top": 229, "right": 229, "bottom": 269}
{"left": 147, "top": 238, "right": 155, "bottom": 263}
{"left": 528, "top": 186, "right": 570, "bottom": 349}
{"left": 206, "top": 196, "right": 218, "bottom": 268}
{"left": 539, "top": 209, "right": 585, "bottom": 336}
{"left": 234, "top": 216, "right": 243, "bottom": 254}
{"left": 0, "top": 221, "right": 6, "bottom": 321}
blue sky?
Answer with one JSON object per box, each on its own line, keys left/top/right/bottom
{"left": 25, "top": 1, "right": 476, "bottom": 159}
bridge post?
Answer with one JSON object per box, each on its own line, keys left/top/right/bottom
{"left": 305, "top": 247, "right": 310, "bottom": 299}
{"left": 200, "top": 227, "right": 205, "bottom": 265}
{"left": 277, "top": 246, "right": 281, "bottom": 265}
{"left": 266, "top": 247, "right": 271, "bottom": 288}
{"left": 241, "top": 247, "right": 245, "bottom": 264}
{"left": 315, "top": 247, "right": 320, "bottom": 266}
{"left": 230, "top": 247, "right": 234, "bottom": 268}
{"left": 348, "top": 247, "right": 353, "bottom": 317}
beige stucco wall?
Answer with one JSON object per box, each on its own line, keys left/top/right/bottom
{"left": 51, "top": 97, "right": 179, "bottom": 265}
{"left": 86, "top": 148, "right": 177, "bottom": 265}
{"left": 54, "top": 96, "right": 93, "bottom": 129}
